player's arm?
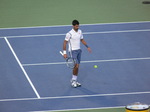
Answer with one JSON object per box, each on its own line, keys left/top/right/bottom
{"left": 63, "top": 32, "right": 71, "bottom": 58}
{"left": 63, "top": 40, "right": 68, "bottom": 58}
{"left": 81, "top": 39, "right": 92, "bottom": 53}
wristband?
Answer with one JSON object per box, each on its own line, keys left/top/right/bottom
{"left": 85, "top": 45, "right": 89, "bottom": 48}
{"left": 63, "top": 50, "right": 67, "bottom": 54}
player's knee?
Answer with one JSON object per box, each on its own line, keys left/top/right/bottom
{"left": 74, "top": 64, "right": 79, "bottom": 69}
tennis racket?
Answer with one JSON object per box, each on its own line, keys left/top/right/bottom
{"left": 60, "top": 51, "right": 76, "bottom": 69}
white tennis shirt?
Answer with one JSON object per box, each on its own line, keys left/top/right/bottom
{"left": 65, "top": 29, "right": 83, "bottom": 51}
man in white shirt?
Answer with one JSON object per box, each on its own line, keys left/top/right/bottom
{"left": 63, "top": 20, "right": 91, "bottom": 88}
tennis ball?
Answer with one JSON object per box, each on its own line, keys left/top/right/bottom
{"left": 94, "top": 65, "right": 98, "bottom": 68}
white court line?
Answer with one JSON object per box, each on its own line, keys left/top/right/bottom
{"left": 31, "top": 106, "right": 125, "bottom": 112}
{"left": 0, "top": 21, "right": 150, "bottom": 29}
{"left": 22, "top": 57, "right": 150, "bottom": 66}
{"left": 4, "top": 37, "right": 41, "bottom": 99}
{"left": 0, "top": 91, "right": 150, "bottom": 102}
{"left": 0, "top": 29, "right": 150, "bottom": 39}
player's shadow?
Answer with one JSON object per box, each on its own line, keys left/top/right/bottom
{"left": 77, "top": 87, "right": 99, "bottom": 95}
{"left": 76, "top": 87, "right": 123, "bottom": 107}
{"left": 61, "top": 85, "right": 98, "bottom": 97}
{"left": 61, "top": 87, "right": 121, "bottom": 107}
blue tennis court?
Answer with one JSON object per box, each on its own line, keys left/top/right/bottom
{"left": 0, "top": 21, "right": 150, "bottom": 112}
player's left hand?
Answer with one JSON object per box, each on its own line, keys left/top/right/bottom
{"left": 87, "top": 47, "right": 92, "bottom": 53}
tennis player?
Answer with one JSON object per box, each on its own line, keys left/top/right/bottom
{"left": 63, "top": 20, "right": 92, "bottom": 88}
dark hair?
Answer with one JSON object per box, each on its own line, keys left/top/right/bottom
{"left": 72, "top": 20, "right": 79, "bottom": 26}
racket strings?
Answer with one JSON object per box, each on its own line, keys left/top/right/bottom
{"left": 66, "top": 58, "right": 76, "bottom": 69}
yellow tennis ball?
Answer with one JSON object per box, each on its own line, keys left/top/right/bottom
{"left": 94, "top": 65, "right": 98, "bottom": 68}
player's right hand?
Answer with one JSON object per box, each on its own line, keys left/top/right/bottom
{"left": 63, "top": 54, "right": 67, "bottom": 59}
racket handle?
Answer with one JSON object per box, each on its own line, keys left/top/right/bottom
{"left": 59, "top": 51, "right": 64, "bottom": 56}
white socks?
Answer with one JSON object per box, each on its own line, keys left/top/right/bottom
{"left": 72, "top": 75, "right": 77, "bottom": 81}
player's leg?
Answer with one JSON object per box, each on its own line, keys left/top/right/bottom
{"left": 72, "top": 49, "right": 82, "bottom": 80}
{"left": 71, "top": 50, "right": 82, "bottom": 87}
{"left": 76, "top": 49, "right": 82, "bottom": 86}
{"left": 71, "top": 50, "right": 78, "bottom": 87}
{"left": 73, "top": 64, "right": 79, "bottom": 76}
{"left": 71, "top": 64, "right": 79, "bottom": 87}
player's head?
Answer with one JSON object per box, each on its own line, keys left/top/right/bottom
{"left": 72, "top": 20, "right": 79, "bottom": 31}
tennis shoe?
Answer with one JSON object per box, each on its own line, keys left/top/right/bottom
{"left": 76, "top": 81, "right": 81, "bottom": 87}
{"left": 71, "top": 80, "right": 81, "bottom": 88}
{"left": 71, "top": 80, "right": 77, "bottom": 88}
